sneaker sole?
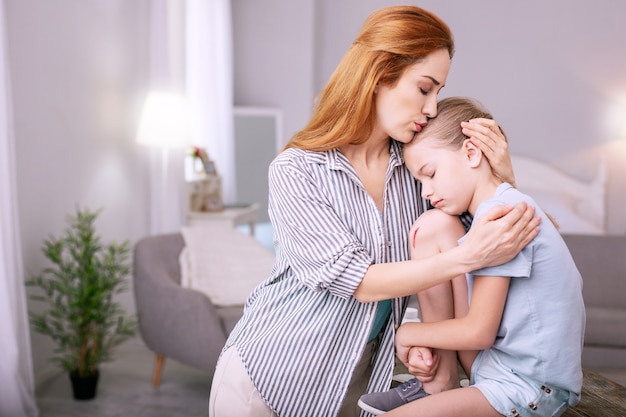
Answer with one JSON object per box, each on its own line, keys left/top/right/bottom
{"left": 357, "top": 399, "right": 385, "bottom": 416}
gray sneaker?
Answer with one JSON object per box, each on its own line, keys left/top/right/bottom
{"left": 357, "top": 378, "right": 430, "bottom": 415}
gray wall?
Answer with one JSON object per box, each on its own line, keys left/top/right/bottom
{"left": 232, "top": 0, "right": 315, "bottom": 150}
{"left": 6, "top": 0, "right": 626, "bottom": 380}
{"left": 233, "top": 0, "right": 626, "bottom": 235}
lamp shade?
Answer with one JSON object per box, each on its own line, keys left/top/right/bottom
{"left": 136, "top": 91, "right": 191, "bottom": 148}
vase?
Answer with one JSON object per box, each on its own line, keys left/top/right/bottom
{"left": 69, "top": 369, "right": 99, "bottom": 400}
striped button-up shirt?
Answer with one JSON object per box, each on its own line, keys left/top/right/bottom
{"left": 224, "top": 140, "right": 428, "bottom": 417}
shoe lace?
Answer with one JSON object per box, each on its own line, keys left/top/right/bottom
{"left": 399, "top": 378, "right": 419, "bottom": 392}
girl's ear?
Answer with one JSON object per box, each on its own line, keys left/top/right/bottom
{"left": 462, "top": 139, "right": 483, "bottom": 168}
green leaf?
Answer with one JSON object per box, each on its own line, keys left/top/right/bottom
{"left": 26, "top": 206, "right": 136, "bottom": 374}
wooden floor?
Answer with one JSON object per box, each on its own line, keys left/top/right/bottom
{"left": 563, "top": 369, "right": 626, "bottom": 417}
{"left": 36, "top": 338, "right": 626, "bottom": 417}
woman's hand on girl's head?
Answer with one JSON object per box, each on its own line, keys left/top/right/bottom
{"left": 461, "top": 202, "right": 540, "bottom": 270}
{"left": 461, "top": 118, "right": 516, "bottom": 187}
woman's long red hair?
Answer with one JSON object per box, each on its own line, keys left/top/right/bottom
{"left": 284, "top": 5, "right": 454, "bottom": 152}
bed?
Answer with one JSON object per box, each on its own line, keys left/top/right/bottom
{"left": 511, "top": 155, "right": 608, "bottom": 235}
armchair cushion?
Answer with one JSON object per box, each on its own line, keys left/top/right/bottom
{"left": 179, "top": 224, "right": 275, "bottom": 307}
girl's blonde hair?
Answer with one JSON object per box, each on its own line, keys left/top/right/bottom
{"left": 418, "top": 96, "right": 561, "bottom": 228}
{"left": 418, "top": 96, "right": 503, "bottom": 149}
{"left": 284, "top": 5, "right": 454, "bottom": 152}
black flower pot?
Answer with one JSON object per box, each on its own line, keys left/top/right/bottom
{"left": 69, "top": 370, "right": 99, "bottom": 400}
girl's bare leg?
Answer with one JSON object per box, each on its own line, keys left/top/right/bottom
{"left": 384, "top": 386, "right": 502, "bottom": 417}
{"left": 409, "top": 210, "right": 469, "bottom": 393}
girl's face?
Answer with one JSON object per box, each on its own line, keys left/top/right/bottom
{"left": 404, "top": 136, "right": 477, "bottom": 216}
{"left": 373, "top": 48, "right": 451, "bottom": 144}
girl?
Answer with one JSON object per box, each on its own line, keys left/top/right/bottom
{"left": 358, "top": 97, "right": 584, "bottom": 417}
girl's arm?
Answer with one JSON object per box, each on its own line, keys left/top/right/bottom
{"left": 395, "top": 275, "right": 510, "bottom": 367}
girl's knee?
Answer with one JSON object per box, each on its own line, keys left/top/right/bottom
{"left": 410, "top": 209, "right": 463, "bottom": 237}
{"left": 409, "top": 209, "right": 466, "bottom": 252}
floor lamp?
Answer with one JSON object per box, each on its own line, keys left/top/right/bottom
{"left": 136, "top": 91, "right": 191, "bottom": 235}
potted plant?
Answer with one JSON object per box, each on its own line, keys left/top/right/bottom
{"left": 26, "top": 206, "right": 136, "bottom": 400}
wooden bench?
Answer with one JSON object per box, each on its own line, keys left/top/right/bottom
{"left": 563, "top": 369, "right": 626, "bottom": 417}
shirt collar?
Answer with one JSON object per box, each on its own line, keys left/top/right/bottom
{"left": 323, "top": 140, "right": 404, "bottom": 172}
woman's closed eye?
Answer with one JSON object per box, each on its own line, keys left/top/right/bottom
{"left": 418, "top": 82, "right": 433, "bottom": 96}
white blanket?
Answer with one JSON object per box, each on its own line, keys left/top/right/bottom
{"left": 179, "top": 224, "right": 275, "bottom": 306}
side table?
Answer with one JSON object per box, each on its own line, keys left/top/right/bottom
{"left": 187, "top": 203, "right": 259, "bottom": 235}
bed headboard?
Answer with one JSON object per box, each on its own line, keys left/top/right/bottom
{"left": 511, "top": 155, "right": 607, "bottom": 235}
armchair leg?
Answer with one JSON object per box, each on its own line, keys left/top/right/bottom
{"left": 152, "top": 354, "right": 166, "bottom": 388}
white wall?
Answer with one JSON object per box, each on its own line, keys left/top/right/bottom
{"left": 6, "top": 0, "right": 152, "bottom": 376}
{"left": 6, "top": 0, "right": 626, "bottom": 383}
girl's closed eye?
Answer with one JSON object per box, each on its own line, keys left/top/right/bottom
{"left": 416, "top": 172, "right": 434, "bottom": 182}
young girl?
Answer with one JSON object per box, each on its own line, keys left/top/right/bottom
{"left": 358, "top": 97, "right": 585, "bottom": 417}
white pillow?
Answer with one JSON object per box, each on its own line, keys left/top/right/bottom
{"left": 524, "top": 189, "right": 604, "bottom": 235}
{"left": 179, "top": 224, "right": 275, "bottom": 306}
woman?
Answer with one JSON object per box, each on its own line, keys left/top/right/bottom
{"left": 209, "top": 6, "right": 540, "bottom": 417}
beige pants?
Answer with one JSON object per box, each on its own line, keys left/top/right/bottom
{"left": 209, "top": 345, "right": 277, "bottom": 417}
{"left": 209, "top": 339, "right": 377, "bottom": 417}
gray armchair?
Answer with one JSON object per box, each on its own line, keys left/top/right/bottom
{"left": 133, "top": 233, "right": 243, "bottom": 387}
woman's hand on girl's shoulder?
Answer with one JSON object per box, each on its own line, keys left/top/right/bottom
{"left": 462, "top": 202, "right": 540, "bottom": 270}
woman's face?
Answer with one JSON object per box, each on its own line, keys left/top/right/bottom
{"left": 374, "top": 48, "right": 451, "bottom": 144}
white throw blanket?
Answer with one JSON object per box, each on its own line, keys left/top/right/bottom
{"left": 179, "top": 223, "right": 275, "bottom": 306}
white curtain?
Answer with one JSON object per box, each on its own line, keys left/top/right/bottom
{"left": 0, "top": 0, "right": 38, "bottom": 415}
{"left": 186, "top": 0, "right": 235, "bottom": 204}
{"left": 143, "top": 0, "right": 234, "bottom": 232}
{"left": 144, "top": 0, "right": 189, "bottom": 235}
